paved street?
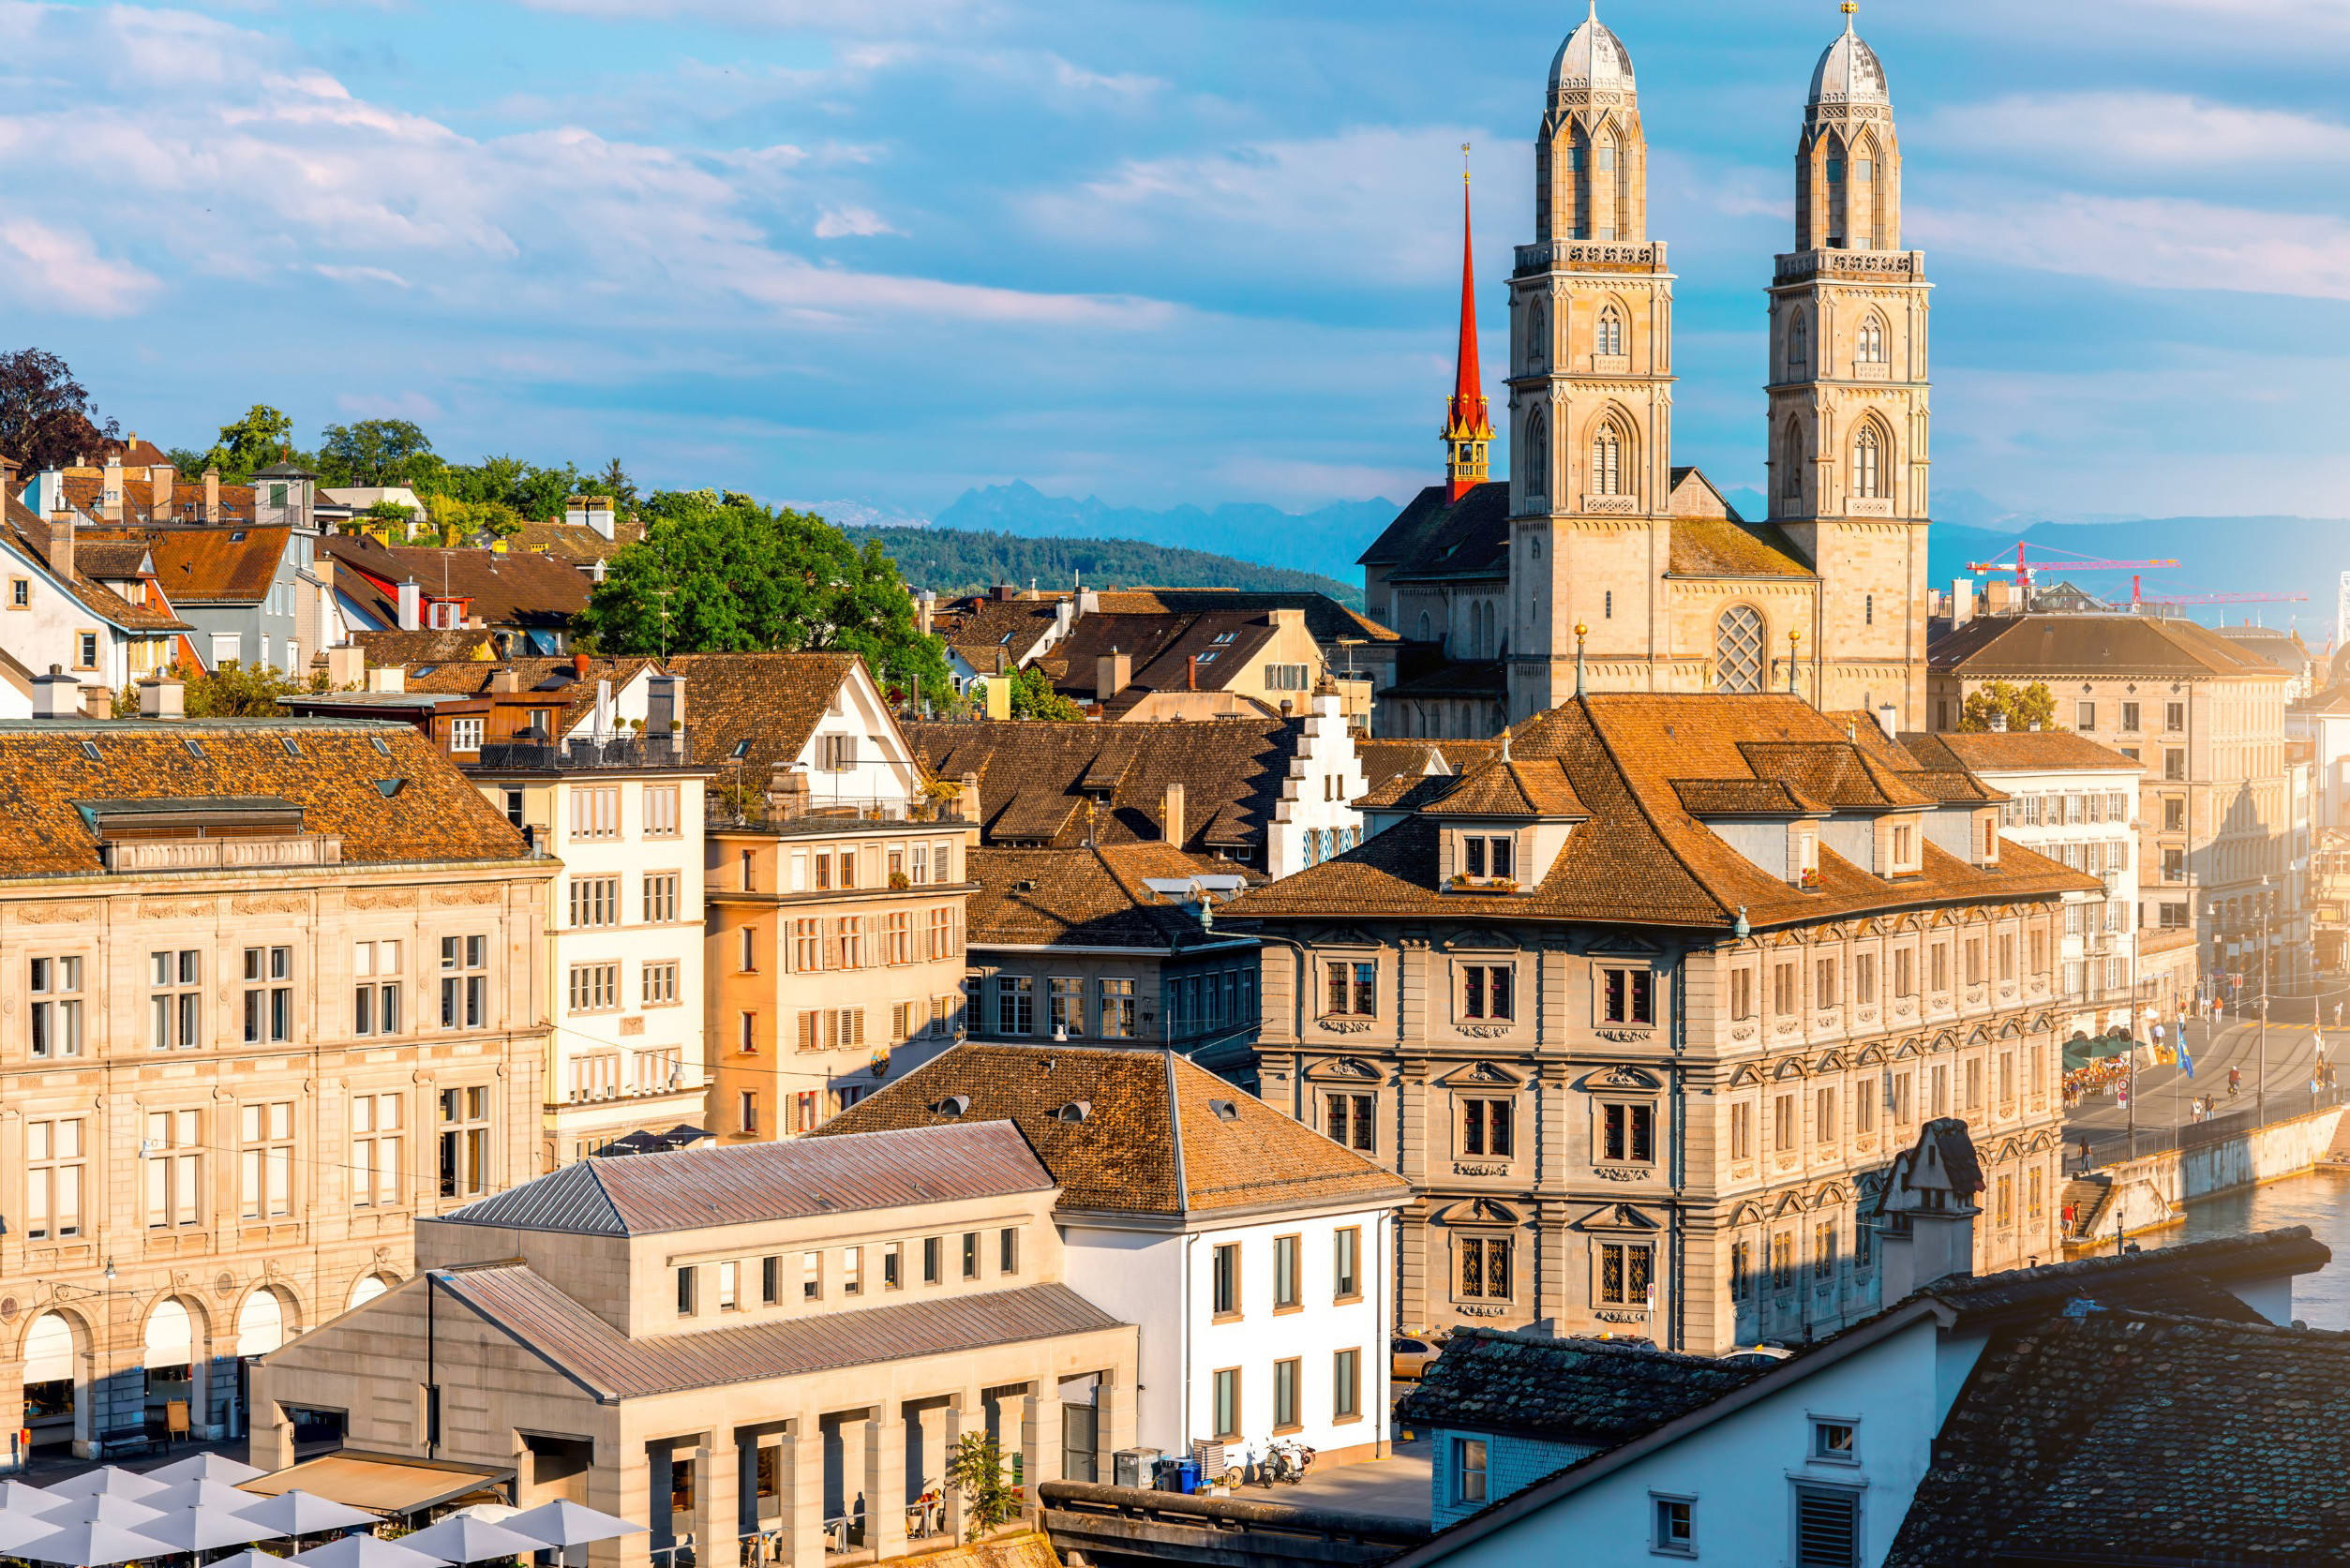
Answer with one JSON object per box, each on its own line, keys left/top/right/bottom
{"left": 2066, "top": 1005, "right": 2348, "bottom": 1167}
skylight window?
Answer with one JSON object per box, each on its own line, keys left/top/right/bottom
{"left": 1197, "top": 651, "right": 1219, "bottom": 665}
{"left": 369, "top": 736, "right": 392, "bottom": 756}
{"left": 375, "top": 779, "right": 405, "bottom": 798}
{"left": 80, "top": 740, "right": 100, "bottom": 762}
{"left": 280, "top": 737, "right": 301, "bottom": 757}
{"left": 183, "top": 739, "right": 206, "bottom": 761}
{"left": 1212, "top": 632, "right": 1235, "bottom": 645}
{"left": 731, "top": 739, "right": 753, "bottom": 759}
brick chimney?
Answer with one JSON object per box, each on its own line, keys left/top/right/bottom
{"left": 100, "top": 455, "right": 124, "bottom": 521}
{"left": 45, "top": 510, "right": 75, "bottom": 581}
{"left": 1162, "top": 782, "right": 1186, "bottom": 846}
{"left": 1097, "top": 649, "right": 1131, "bottom": 700}
{"left": 961, "top": 770, "right": 982, "bottom": 825}
{"left": 203, "top": 467, "right": 221, "bottom": 524}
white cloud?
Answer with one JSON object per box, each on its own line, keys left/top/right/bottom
{"left": 814, "top": 205, "right": 902, "bottom": 239}
{"left": 1911, "top": 193, "right": 2350, "bottom": 301}
{"left": 0, "top": 220, "right": 157, "bottom": 315}
{"left": 1050, "top": 56, "right": 1164, "bottom": 98}
{"left": 336, "top": 390, "right": 442, "bottom": 421}
{"left": 505, "top": 0, "right": 973, "bottom": 30}
{"left": 1933, "top": 92, "right": 2350, "bottom": 170}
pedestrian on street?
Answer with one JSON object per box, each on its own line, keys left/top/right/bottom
{"left": 2229, "top": 1065, "right": 2242, "bottom": 1097}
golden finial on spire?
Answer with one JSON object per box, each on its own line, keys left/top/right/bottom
{"left": 1462, "top": 142, "right": 1472, "bottom": 187}
{"left": 1842, "top": 0, "right": 1858, "bottom": 24}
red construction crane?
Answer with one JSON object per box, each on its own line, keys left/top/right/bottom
{"left": 1965, "top": 541, "right": 2179, "bottom": 592}
{"left": 2128, "top": 576, "right": 2309, "bottom": 610}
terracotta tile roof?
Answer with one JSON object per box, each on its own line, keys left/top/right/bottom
{"left": 438, "top": 1268, "right": 1121, "bottom": 1400}
{"left": 1226, "top": 694, "right": 2103, "bottom": 933}
{"left": 910, "top": 718, "right": 1301, "bottom": 859}
{"left": 1929, "top": 613, "right": 2283, "bottom": 679}
{"left": 814, "top": 1043, "right": 1410, "bottom": 1218}
{"left": 1898, "top": 729, "right": 2147, "bottom": 775}
{"left": 71, "top": 539, "right": 156, "bottom": 580}
{"left": 440, "top": 1122, "right": 1052, "bottom": 1236}
{"left": 1089, "top": 590, "right": 1398, "bottom": 644}
{"left": 1432, "top": 756, "right": 1590, "bottom": 818}
{"left": 1355, "top": 739, "right": 1501, "bottom": 797}
{"left": 1040, "top": 610, "right": 1285, "bottom": 709}
{"left": 0, "top": 499, "right": 191, "bottom": 633}
{"left": 1396, "top": 1329, "right": 1766, "bottom": 1447}
{"left": 1887, "top": 1305, "right": 2350, "bottom": 1564}
{"left": 1670, "top": 778, "right": 1826, "bottom": 816}
{"left": 352, "top": 630, "right": 503, "bottom": 665}
{"left": 965, "top": 844, "right": 1256, "bottom": 948}
{"left": 661, "top": 652, "right": 874, "bottom": 780}
{"left": 502, "top": 515, "right": 643, "bottom": 563}
{"left": 142, "top": 525, "right": 291, "bottom": 605}
{"left": 943, "top": 600, "right": 1059, "bottom": 665}
{"left": 1666, "top": 517, "right": 1815, "bottom": 578}
{"left": 323, "top": 536, "right": 589, "bottom": 631}
{"left": 0, "top": 720, "right": 532, "bottom": 876}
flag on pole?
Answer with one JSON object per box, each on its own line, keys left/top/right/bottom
{"left": 2178, "top": 1039, "right": 2195, "bottom": 1079}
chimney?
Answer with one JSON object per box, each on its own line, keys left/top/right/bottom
{"left": 32, "top": 665, "right": 80, "bottom": 720}
{"left": 591, "top": 557, "right": 607, "bottom": 586}
{"left": 366, "top": 665, "right": 406, "bottom": 694}
{"left": 917, "top": 590, "right": 936, "bottom": 636}
{"left": 961, "top": 770, "right": 982, "bottom": 825}
{"left": 1951, "top": 578, "right": 1975, "bottom": 627}
{"left": 1876, "top": 703, "right": 1897, "bottom": 741}
{"left": 1989, "top": 710, "right": 2008, "bottom": 733}
{"left": 566, "top": 496, "right": 617, "bottom": 542}
{"left": 1187, "top": 654, "right": 1200, "bottom": 692}
{"left": 766, "top": 766, "right": 811, "bottom": 822}
{"left": 1054, "top": 600, "right": 1074, "bottom": 637}
{"left": 490, "top": 668, "right": 521, "bottom": 694}
{"left": 397, "top": 579, "right": 422, "bottom": 632}
{"left": 138, "top": 677, "right": 185, "bottom": 720}
{"left": 44, "top": 509, "right": 74, "bottom": 581}
{"left": 1096, "top": 649, "right": 1131, "bottom": 700}
{"left": 203, "top": 467, "right": 221, "bottom": 524}
{"left": 99, "top": 455, "right": 124, "bottom": 522}
{"left": 647, "top": 671, "right": 686, "bottom": 736}
{"left": 324, "top": 645, "right": 365, "bottom": 688}
{"left": 1077, "top": 589, "right": 1100, "bottom": 616}
{"left": 1162, "top": 782, "right": 1187, "bottom": 846}
{"left": 150, "top": 464, "right": 173, "bottom": 516}
{"left": 994, "top": 583, "right": 1017, "bottom": 603}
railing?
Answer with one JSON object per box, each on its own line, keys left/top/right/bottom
{"left": 1515, "top": 238, "right": 1667, "bottom": 273}
{"left": 1774, "top": 247, "right": 1925, "bottom": 283}
{"left": 479, "top": 734, "right": 693, "bottom": 770}
{"left": 100, "top": 835, "right": 341, "bottom": 873}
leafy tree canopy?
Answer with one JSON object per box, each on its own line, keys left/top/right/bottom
{"left": 192, "top": 404, "right": 302, "bottom": 483}
{"left": 111, "top": 660, "right": 330, "bottom": 719}
{"left": 0, "top": 349, "right": 120, "bottom": 472}
{"left": 1958, "top": 679, "right": 2061, "bottom": 734}
{"left": 319, "top": 419, "right": 434, "bottom": 487}
{"left": 576, "top": 490, "right": 952, "bottom": 704}
{"left": 1005, "top": 664, "right": 1084, "bottom": 722}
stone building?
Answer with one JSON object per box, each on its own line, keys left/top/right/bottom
{"left": 1228, "top": 693, "right": 2090, "bottom": 1354}
{"left": 0, "top": 698, "right": 553, "bottom": 1455}
{"left": 252, "top": 1123, "right": 1138, "bottom": 1568}
{"left": 1361, "top": 7, "right": 1933, "bottom": 739}
{"left": 1929, "top": 613, "right": 2310, "bottom": 999}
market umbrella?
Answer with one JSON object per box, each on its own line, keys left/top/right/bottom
{"left": 209, "top": 1549, "right": 295, "bottom": 1568}
{"left": 146, "top": 1457, "right": 265, "bottom": 1488}
{"left": 45, "top": 1496, "right": 166, "bottom": 1531}
{"left": 130, "top": 1508, "right": 285, "bottom": 1556}
{"left": 0, "top": 1481, "right": 73, "bottom": 1516}
{"left": 141, "top": 1482, "right": 269, "bottom": 1517}
{"left": 48, "top": 1471, "right": 168, "bottom": 1503}
{"left": 397, "top": 1516, "right": 541, "bottom": 1565}
{"left": 501, "top": 1502, "right": 642, "bottom": 1552}
{"left": 0, "top": 1513, "right": 67, "bottom": 1553}
{"left": 233, "top": 1494, "right": 376, "bottom": 1540}
{"left": 11, "top": 1518, "right": 170, "bottom": 1566}
{"left": 287, "top": 1535, "right": 451, "bottom": 1568}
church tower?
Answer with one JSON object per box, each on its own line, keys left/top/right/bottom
{"left": 1442, "top": 160, "right": 1493, "bottom": 505}
{"left": 1767, "top": 3, "right": 1931, "bottom": 724}
{"left": 1505, "top": 1, "right": 1679, "bottom": 723}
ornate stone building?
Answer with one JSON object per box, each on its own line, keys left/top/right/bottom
{"left": 1361, "top": 6, "right": 1933, "bottom": 739}
{"left": 1228, "top": 694, "right": 2085, "bottom": 1354}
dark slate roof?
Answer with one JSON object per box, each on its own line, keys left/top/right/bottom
{"left": 1395, "top": 1329, "right": 1766, "bottom": 1446}
{"left": 436, "top": 1122, "right": 1053, "bottom": 1236}
{"left": 964, "top": 844, "right": 1253, "bottom": 949}
{"left": 1920, "top": 1226, "right": 2328, "bottom": 1323}
{"left": 1357, "top": 483, "right": 1509, "bottom": 582}
{"left": 440, "top": 1270, "right": 1123, "bottom": 1399}
{"left": 1886, "top": 1307, "right": 2350, "bottom": 1566}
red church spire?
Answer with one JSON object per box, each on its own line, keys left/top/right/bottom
{"left": 1442, "top": 145, "right": 1493, "bottom": 505}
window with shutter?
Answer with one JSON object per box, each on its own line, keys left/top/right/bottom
{"left": 1793, "top": 1487, "right": 1859, "bottom": 1568}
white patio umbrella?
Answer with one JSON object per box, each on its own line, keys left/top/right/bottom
{"left": 47, "top": 1470, "right": 168, "bottom": 1503}
{"left": 144, "top": 1456, "right": 265, "bottom": 1488}
{"left": 287, "top": 1534, "right": 451, "bottom": 1568}
{"left": 11, "top": 1518, "right": 171, "bottom": 1566}
{"left": 233, "top": 1493, "right": 377, "bottom": 1540}
{"left": 130, "top": 1508, "right": 286, "bottom": 1556}
{"left": 501, "top": 1502, "right": 643, "bottom": 1552}
{"left": 0, "top": 1512, "right": 68, "bottom": 1554}
{"left": 209, "top": 1549, "right": 296, "bottom": 1568}
{"left": 141, "top": 1481, "right": 270, "bottom": 1517}
{"left": 0, "top": 1480, "right": 73, "bottom": 1516}
{"left": 397, "top": 1516, "right": 542, "bottom": 1565}
{"left": 44, "top": 1496, "right": 167, "bottom": 1531}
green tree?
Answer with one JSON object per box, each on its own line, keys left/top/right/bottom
{"left": 594, "top": 457, "right": 639, "bottom": 515}
{"left": 319, "top": 419, "right": 434, "bottom": 487}
{"left": 1007, "top": 664, "right": 1084, "bottom": 722}
{"left": 1958, "top": 680, "right": 2060, "bottom": 734}
{"left": 943, "top": 1434, "right": 1021, "bottom": 1542}
{"left": 576, "top": 491, "right": 951, "bottom": 702}
{"left": 201, "top": 405, "right": 298, "bottom": 483}
{"left": 127, "top": 660, "right": 320, "bottom": 718}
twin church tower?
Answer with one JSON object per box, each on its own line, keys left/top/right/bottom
{"left": 1363, "top": 4, "right": 1931, "bottom": 737}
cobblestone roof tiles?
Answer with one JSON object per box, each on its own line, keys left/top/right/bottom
{"left": 0, "top": 720, "right": 530, "bottom": 875}
{"left": 909, "top": 719, "right": 1300, "bottom": 858}
{"left": 1665, "top": 517, "right": 1816, "bottom": 579}
{"left": 441, "top": 1122, "right": 1052, "bottom": 1236}
{"left": 1898, "top": 729, "right": 2148, "bottom": 775}
{"left": 1226, "top": 694, "right": 2101, "bottom": 933}
{"left": 814, "top": 1044, "right": 1408, "bottom": 1217}
{"left": 964, "top": 844, "right": 1247, "bottom": 948}
{"left": 1886, "top": 1305, "right": 2350, "bottom": 1565}
{"left": 1929, "top": 613, "right": 2283, "bottom": 679}
{"left": 1395, "top": 1328, "right": 1766, "bottom": 1446}
{"left": 440, "top": 1269, "right": 1120, "bottom": 1400}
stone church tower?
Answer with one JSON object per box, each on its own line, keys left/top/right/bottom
{"left": 1504, "top": 1, "right": 1679, "bottom": 722}
{"left": 1766, "top": 4, "right": 1933, "bottom": 724}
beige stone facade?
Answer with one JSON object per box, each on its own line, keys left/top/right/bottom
{"left": 251, "top": 1127, "right": 1138, "bottom": 1568}
{"left": 0, "top": 717, "right": 552, "bottom": 1457}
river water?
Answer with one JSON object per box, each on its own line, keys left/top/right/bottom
{"left": 2153, "top": 1169, "right": 2350, "bottom": 1329}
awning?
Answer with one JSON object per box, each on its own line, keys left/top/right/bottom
{"left": 236, "top": 1290, "right": 286, "bottom": 1358}
{"left": 242, "top": 1452, "right": 515, "bottom": 1518}
{"left": 23, "top": 1314, "right": 74, "bottom": 1383}
{"left": 144, "top": 1299, "right": 194, "bottom": 1370}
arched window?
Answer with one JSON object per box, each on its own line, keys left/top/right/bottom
{"left": 1788, "top": 313, "right": 1809, "bottom": 379}
{"left": 1527, "top": 297, "right": 1549, "bottom": 370}
{"left": 1524, "top": 407, "right": 1549, "bottom": 504}
{"left": 1715, "top": 605, "right": 1766, "bottom": 694}
{"left": 1597, "top": 306, "right": 1624, "bottom": 358}
{"left": 1417, "top": 611, "right": 1431, "bottom": 643}
{"left": 1779, "top": 423, "right": 1804, "bottom": 505}
{"left": 1858, "top": 316, "right": 1885, "bottom": 365}
{"left": 1853, "top": 423, "right": 1885, "bottom": 500}
{"left": 1591, "top": 423, "right": 1624, "bottom": 497}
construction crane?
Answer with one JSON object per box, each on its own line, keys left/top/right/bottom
{"left": 2128, "top": 576, "right": 2309, "bottom": 611}
{"left": 1965, "top": 541, "right": 2179, "bottom": 593}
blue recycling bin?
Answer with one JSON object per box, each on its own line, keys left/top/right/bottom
{"left": 1176, "top": 1460, "right": 1202, "bottom": 1494}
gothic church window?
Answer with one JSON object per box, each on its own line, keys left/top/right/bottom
{"left": 1524, "top": 408, "right": 1549, "bottom": 505}
{"left": 1715, "top": 606, "right": 1766, "bottom": 694}
{"left": 1780, "top": 423, "right": 1804, "bottom": 505}
{"left": 1591, "top": 423, "right": 1623, "bottom": 497}
{"left": 1858, "top": 316, "right": 1885, "bottom": 365}
{"left": 1597, "top": 306, "right": 1624, "bottom": 358}
{"left": 1853, "top": 424, "right": 1886, "bottom": 500}
{"left": 1527, "top": 298, "right": 1549, "bottom": 369}
{"left": 1789, "top": 313, "right": 1809, "bottom": 380}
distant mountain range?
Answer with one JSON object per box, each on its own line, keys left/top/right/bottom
{"left": 845, "top": 525, "right": 1365, "bottom": 607}
{"left": 929, "top": 482, "right": 1404, "bottom": 579}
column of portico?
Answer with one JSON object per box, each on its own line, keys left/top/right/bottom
{"left": 941, "top": 1394, "right": 981, "bottom": 1542}
{"left": 783, "top": 1421, "right": 825, "bottom": 1568}
{"left": 1019, "top": 1387, "right": 1059, "bottom": 1522}
{"left": 865, "top": 1407, "right": 906, "bottom": 1559}
{"left": 601, "top": 1437, "right": 653, "bottom": 1568}
{"left": 696, "top": 1435, "right": 741, "bottom": 1568}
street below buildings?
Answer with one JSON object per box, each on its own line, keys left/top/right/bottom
{"left": 2064, "top": 1001, "right": 2350, "bottom": 1168}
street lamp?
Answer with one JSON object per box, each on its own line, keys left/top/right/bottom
{"left": 2259, "top": 875, "right": 2271, "bottom": 1120}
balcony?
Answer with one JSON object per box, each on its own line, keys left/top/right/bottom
{"left": 100, "top": 835, "right": 341, "bottom": 873}
{"left": 1515, "top": 238, "right": 1668, "bottom": 275}
{"left": 477, "top": 732, "right": 694, "bottom": 771}
{"left": 1774, "top": 248, "right": 1925, "bottom": 284}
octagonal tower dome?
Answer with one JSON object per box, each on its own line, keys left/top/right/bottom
{"left": 1549, "top": 1, "right": 1636, "bottom": 100}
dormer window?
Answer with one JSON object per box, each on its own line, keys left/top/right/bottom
{"left": 1464, "top": 836, "right": 1512, "bottom": 880}
{"left": 1881, "top": 815, "right": 1923, "bottom": 877}
{"left": 1789, "top": 824, "right": 1820, "bottom": 889}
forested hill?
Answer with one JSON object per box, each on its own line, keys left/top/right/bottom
{"left": 846, "top": 526, "right": 1364, "bottom": 608}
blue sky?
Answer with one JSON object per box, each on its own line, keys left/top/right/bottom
{"left": 3, "top": 0, "right": 2349, "bottom": 522}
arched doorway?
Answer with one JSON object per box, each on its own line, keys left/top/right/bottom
{"left": 21, "top": 1311, "right": 82, "bottom": 1453}
{"left": 232, "top": 1288, "right": 296, "bottom": 1441}
{"left": 348, "top": 1274, "right": 393, "bottom": 1312}
{"left": 142, "top": 1297, "right": 203, "bottom": 1441}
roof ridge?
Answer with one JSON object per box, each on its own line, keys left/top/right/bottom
{"left": 1565, "top": 697, "right": 1738, "bottom": 923}
{"left": 1164, "top": 1049, "right": 1190, "bottom": 1213}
